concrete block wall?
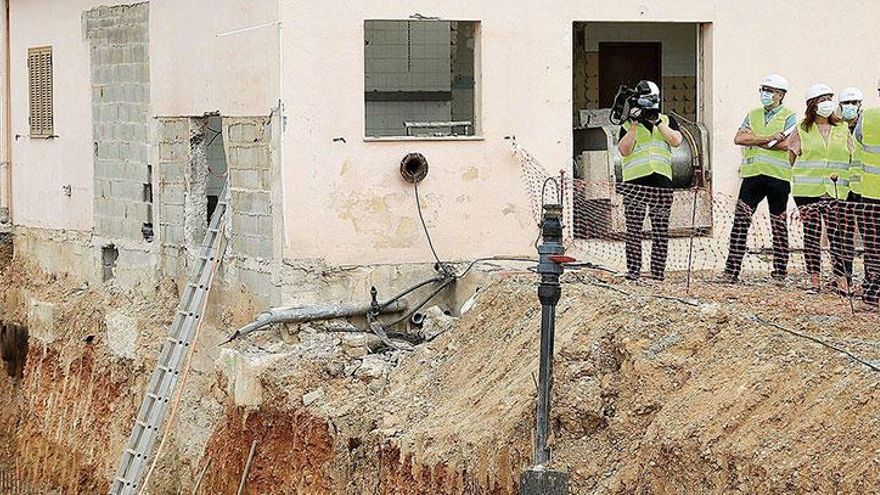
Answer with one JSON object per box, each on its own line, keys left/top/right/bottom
{"left": 221, "top": 116, "right": 277, "bottom": 301}
{"left": 155, "top": 117, "right": 190, "bottom": 278}
{"left": 84, "top": 3, "right": 152, "bottom": 243}
{"left": 224, "top": 117, "right": 273, "bottom": 261}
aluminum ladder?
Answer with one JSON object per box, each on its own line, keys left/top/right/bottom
{"left": 109, "top": 188, "right": 228, "bottom": 495}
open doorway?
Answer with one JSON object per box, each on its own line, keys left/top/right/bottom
{"left": 205, "top": 115, "right": 227, "bottom": 223}
{"left": 571, "top": 22, "right": 711, "bottom": 239}
{"left": 598, "top": 42, "right": 661, "bottom": 108}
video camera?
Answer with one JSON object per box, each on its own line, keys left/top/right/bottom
{"left": 609, "top": 81, "right": 661, "bottom": 126}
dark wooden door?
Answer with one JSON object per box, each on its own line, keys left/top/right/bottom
{"left": 598, "top": 42, "right": 662, "bottom": 108}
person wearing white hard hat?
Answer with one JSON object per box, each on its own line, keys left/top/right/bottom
{"left": 788, "top": 84, "right": 855, "bottom": 294}
{"left": 839, "top": 87, "right": 864, "bottom": 132}
{"left": 617, "top": 80, "right": 683, "bottom": 281}
{"left": 720, "top": 74, "right": 796, "bottom": 284}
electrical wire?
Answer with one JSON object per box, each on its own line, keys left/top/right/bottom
{"left": 413, "top": 179, "right": 442, "bottom": 266}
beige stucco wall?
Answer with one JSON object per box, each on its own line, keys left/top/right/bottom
{"left": 8, "top": 0, "right": 142, "bottom": 231}
{"left": 7, "top": 0, "right": 880, "bottom": 267}
{"left": 279, "top": 0, "right": 880, "bottom": 265}
{"left": 7, "top": 0, "right": 277, "bottom": 232}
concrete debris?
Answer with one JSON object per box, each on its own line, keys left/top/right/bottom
{"left": 418, "top": 306, "right": 457, "bottom": 341}
{"left": 459, "top": 287, "right": 482, "bottom": 315}
{"left": 26, "top": 299, "right": 56, "bottom": 345}
{"left": 339, "top": 332, "right": 384, "bottom": 358}
{"left": 354, "top": 354, "right": 391, "bottom": 381}
{"left": 302, "top": 388, "right": 325, "bottom": 407}
{"left": 104, "top": 311, "right": 139, "bottom": 360}
{"left": 217, "top": 348, "right": 268, "bottom": 406}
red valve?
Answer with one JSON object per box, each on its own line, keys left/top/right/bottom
{"left": 548, "top": 255, "right": 576, "bottom": 264}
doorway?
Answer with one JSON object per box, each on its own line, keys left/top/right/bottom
{"left": 598, "top": 42, "right": 661, "bottom": 108}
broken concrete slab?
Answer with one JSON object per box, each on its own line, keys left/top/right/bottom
{"left": 104, "top": 311, "right": 139, "bottom": 360}
{"left": 27, "top": 299, "right": 55, "bottom": 345}
{"left": 302, "top": 387, "right": 325, "bottom": 407}
{"left": 217, "top": 348, "right": 265, "bottom": 407}
{"left": 354, "top": 354, "right": 390, "bottom": 381}
{"left": 419, "top": 306, "right": 457, "bottom": 341}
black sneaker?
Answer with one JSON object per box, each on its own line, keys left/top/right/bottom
{"left": 715, "top": 272, "right": 738, "bottom": 285}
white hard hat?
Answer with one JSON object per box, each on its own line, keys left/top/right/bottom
{"left": 805, "top": 83, "right": 834, "bottom": 102}
{"left": 839, "top": 87, "right": 864, "bottom": 102}
{"left": 760, "top": 73, "right": 790, "bottom": 92}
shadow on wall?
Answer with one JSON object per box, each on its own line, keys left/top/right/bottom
{"left": 1, "top": 324, "right": 28, "bottom": 379}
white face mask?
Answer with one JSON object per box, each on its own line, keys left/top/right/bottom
{"left": 816, "top": 100, "right": 837, "bottom": 118}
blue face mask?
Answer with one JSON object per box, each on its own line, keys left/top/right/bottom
{"left": 760, "top": 91, "right": 775, "bottom": 107}
{"left": 841, "top": 103, "right": 859, "bottom": 120}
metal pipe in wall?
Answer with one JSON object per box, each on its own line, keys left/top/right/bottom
{"left": 0, "top": 0, "right": 11, "bottom": 224}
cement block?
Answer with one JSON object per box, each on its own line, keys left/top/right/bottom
{"left": 159, "top": 142, "right": 185, "bottom": 161}
{"left": 27, "top": 299, "right": 56, "bottom": 345}
{"left": 217, "top": 349, "right": 264, "bottom": 406}
{"left": 229, "top": 169, "right": 267, "bottom": 191}
{"left": 104, "top": 311, "right": 138, "bottom": 359}
{"left": 159, "top": 161, "right": 186, "bottom": 183}
{"left": 236, "top": 266, "right": 274, "bottom": 294}
{"left": 231, "top": 213, "right": 272, "bottom": 239}
{"left": 161, "top": 204, "right": 185, "bottom": 224}
{"left": 231, "top": 190, "right": 271, "bottom": 216}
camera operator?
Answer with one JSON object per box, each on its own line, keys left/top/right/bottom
{"left": 616, "top": 80, "right": 683, "bottom": 281}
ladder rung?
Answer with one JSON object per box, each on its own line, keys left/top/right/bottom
{"left": 146, "top": 393, "right": 166, "bottom": 402}
{"left": 114, "top": 476, "right": 131, "bottom": 484}
{"left": 125, "top": 448, "right": 142, "bottom": 457}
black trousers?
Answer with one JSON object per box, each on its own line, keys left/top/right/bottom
{"left": 794, "top": 196, "right": 854, "bottom": 279}
{"left": 860, "top": 198, "right": 880, "bottom": 304}
{"left": 618, "top": 173, "right": 674, "bottom": 278}
{"left": 725, "top": 175, "right": 791, "bottom": 279}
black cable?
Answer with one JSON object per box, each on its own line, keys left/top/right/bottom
{"left": 457, "top": 256, "right": 536, "bottom": 279}
{"left": 377, "top": 274, "right": 446, "bottom": 311}
{"left": 413, "top": 180, "right": 443, "bottom": 266}
{"left": 380, "top": 277, "right": 457, "bottom": 329}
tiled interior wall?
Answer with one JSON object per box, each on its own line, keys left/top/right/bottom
{"left": 364, "top": 20, "right": 475, "bottom": 137}
{"left": 365, "top": 20, "right": 451, "bottom": 92}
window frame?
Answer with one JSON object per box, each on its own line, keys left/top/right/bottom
{"left": 362, "top": 19, "right": 482, "bottom": 142}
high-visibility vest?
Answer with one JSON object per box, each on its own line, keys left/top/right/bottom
{"left": 860, "top": 107, "right": 880, "bottom": 200}
{"left": 621, "top": 114, "right": 674, "bottom": 182}
{"left": 741, "top": 106, "right": 796, "bottom": 181}
{"left": 850, "top": 140, "right": 863, "bottom": 196}
{"left": 791, "top": 123, "right": 851, "bottom": 199}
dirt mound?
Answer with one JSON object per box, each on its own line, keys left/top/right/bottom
{"left": 2, "top": 250, "right": 880, "bottom": 494}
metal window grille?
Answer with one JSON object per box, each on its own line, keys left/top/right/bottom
{"left": 28, "top": 46, "right": 53, "bottom": 137}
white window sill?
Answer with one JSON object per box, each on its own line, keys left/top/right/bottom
{"left": 364, "top": 136, "right": 485, "bottom": 143}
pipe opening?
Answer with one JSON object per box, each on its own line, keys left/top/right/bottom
{"left": 400, "top": 152, "right": 429, "bottom": 183}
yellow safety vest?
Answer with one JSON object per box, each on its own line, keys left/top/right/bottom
{"left": 621, "top": 114, "right": 674, "bottom": 182}
{"left": 859, "top": 108, "right": 880, "bottom": 200}
{"left": 791, "top": 124, "right": 851, "bottom": 199}
{"left": 851, "top": 140, "right": 863, "bottom": 196}
{"left": 741, "top": 106, "right": 796, "bottom": 181}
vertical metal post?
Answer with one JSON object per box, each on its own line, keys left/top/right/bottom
{"left": 520, "top": 202, "right": 570, "bottom": 495}
{"left": 535, "top": 203, "right": 564, "bottom": 464}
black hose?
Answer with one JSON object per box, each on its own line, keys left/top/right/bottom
{"left": 380, "top": 276, "right": 457, "bottom": 329}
